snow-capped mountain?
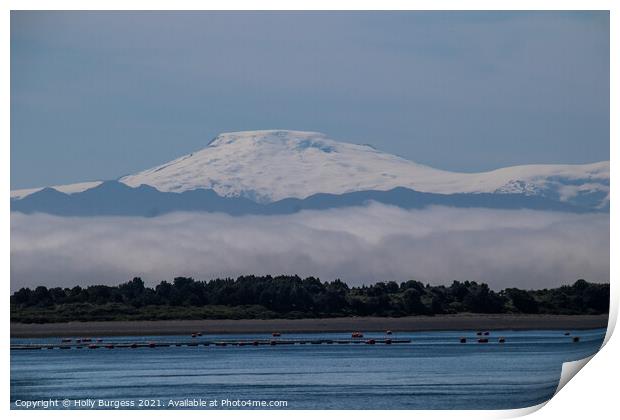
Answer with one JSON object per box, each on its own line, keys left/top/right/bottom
{"left": 11, "top": 130, "right": 609, "bottom": 210}
{"left": 11, "top": 181, "right": 103, "bottom": 200}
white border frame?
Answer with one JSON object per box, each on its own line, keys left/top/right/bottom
{"left": 3, "top": 2, "right": 616, "bottom": 419}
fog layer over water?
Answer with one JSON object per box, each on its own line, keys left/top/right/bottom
{"left": 10, "top": 204, "right": 609, "bottom": 290}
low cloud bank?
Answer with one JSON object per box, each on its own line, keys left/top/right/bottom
{"left": 10, "top": 205, "right": 609, "bottom": 291}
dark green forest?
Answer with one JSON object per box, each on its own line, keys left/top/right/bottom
{"left": 10, "top": 276, "right": 609, "bottom": 323}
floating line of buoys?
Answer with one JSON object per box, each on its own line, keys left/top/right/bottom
{"left": 11, "top": 337, "right": 412, "bottom": 351}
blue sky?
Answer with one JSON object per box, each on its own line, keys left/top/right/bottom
{"left": 11, "top": 11, "right": 609, "bottom": 189}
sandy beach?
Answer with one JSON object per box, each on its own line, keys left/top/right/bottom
{"left": 10, "top": 314, "right": 609, "bottom": 338}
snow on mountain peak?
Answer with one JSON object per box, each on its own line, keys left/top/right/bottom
{"left": 12, "top": 130, "right": 609, "bottom": 209}
{"left": 120, "top": 130, "right": 432, "bottom": 202}
{"left": 210, "top": 129, "right": 328, "bottom": 144}
{"left": 117, "top": 130, "right": 608, "bottom": 208}
{"left": 206, "top": 130, "right": 377, "bottom": 156}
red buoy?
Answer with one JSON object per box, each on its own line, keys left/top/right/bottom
{"left": 272, "top": 332, "right": 281, "bottom": 337}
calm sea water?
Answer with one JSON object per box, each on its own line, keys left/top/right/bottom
{"left": 11, "top": 329, "right": 605, "bottom": 410}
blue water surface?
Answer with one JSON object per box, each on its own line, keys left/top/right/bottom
{"left": 11, "top": 329, "right": 605, "bottom": 410}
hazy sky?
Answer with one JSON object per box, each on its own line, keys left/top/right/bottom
{"left": 11, "top": 11, "right": 609, "bottom": 189}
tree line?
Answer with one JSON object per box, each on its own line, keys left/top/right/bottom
{"left": 10, "top": 276, "right": 609, "bottom": 323}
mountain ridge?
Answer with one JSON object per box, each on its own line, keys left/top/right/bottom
{"left": 11, "top": 130, "right": 609, "bottom": 210}
{"left": 11, "top": 180, "right": 595, "bottom": 217}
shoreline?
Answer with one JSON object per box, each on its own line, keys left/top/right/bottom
{"left": 10, "top": 314, "right": 609, "bottom": 338}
